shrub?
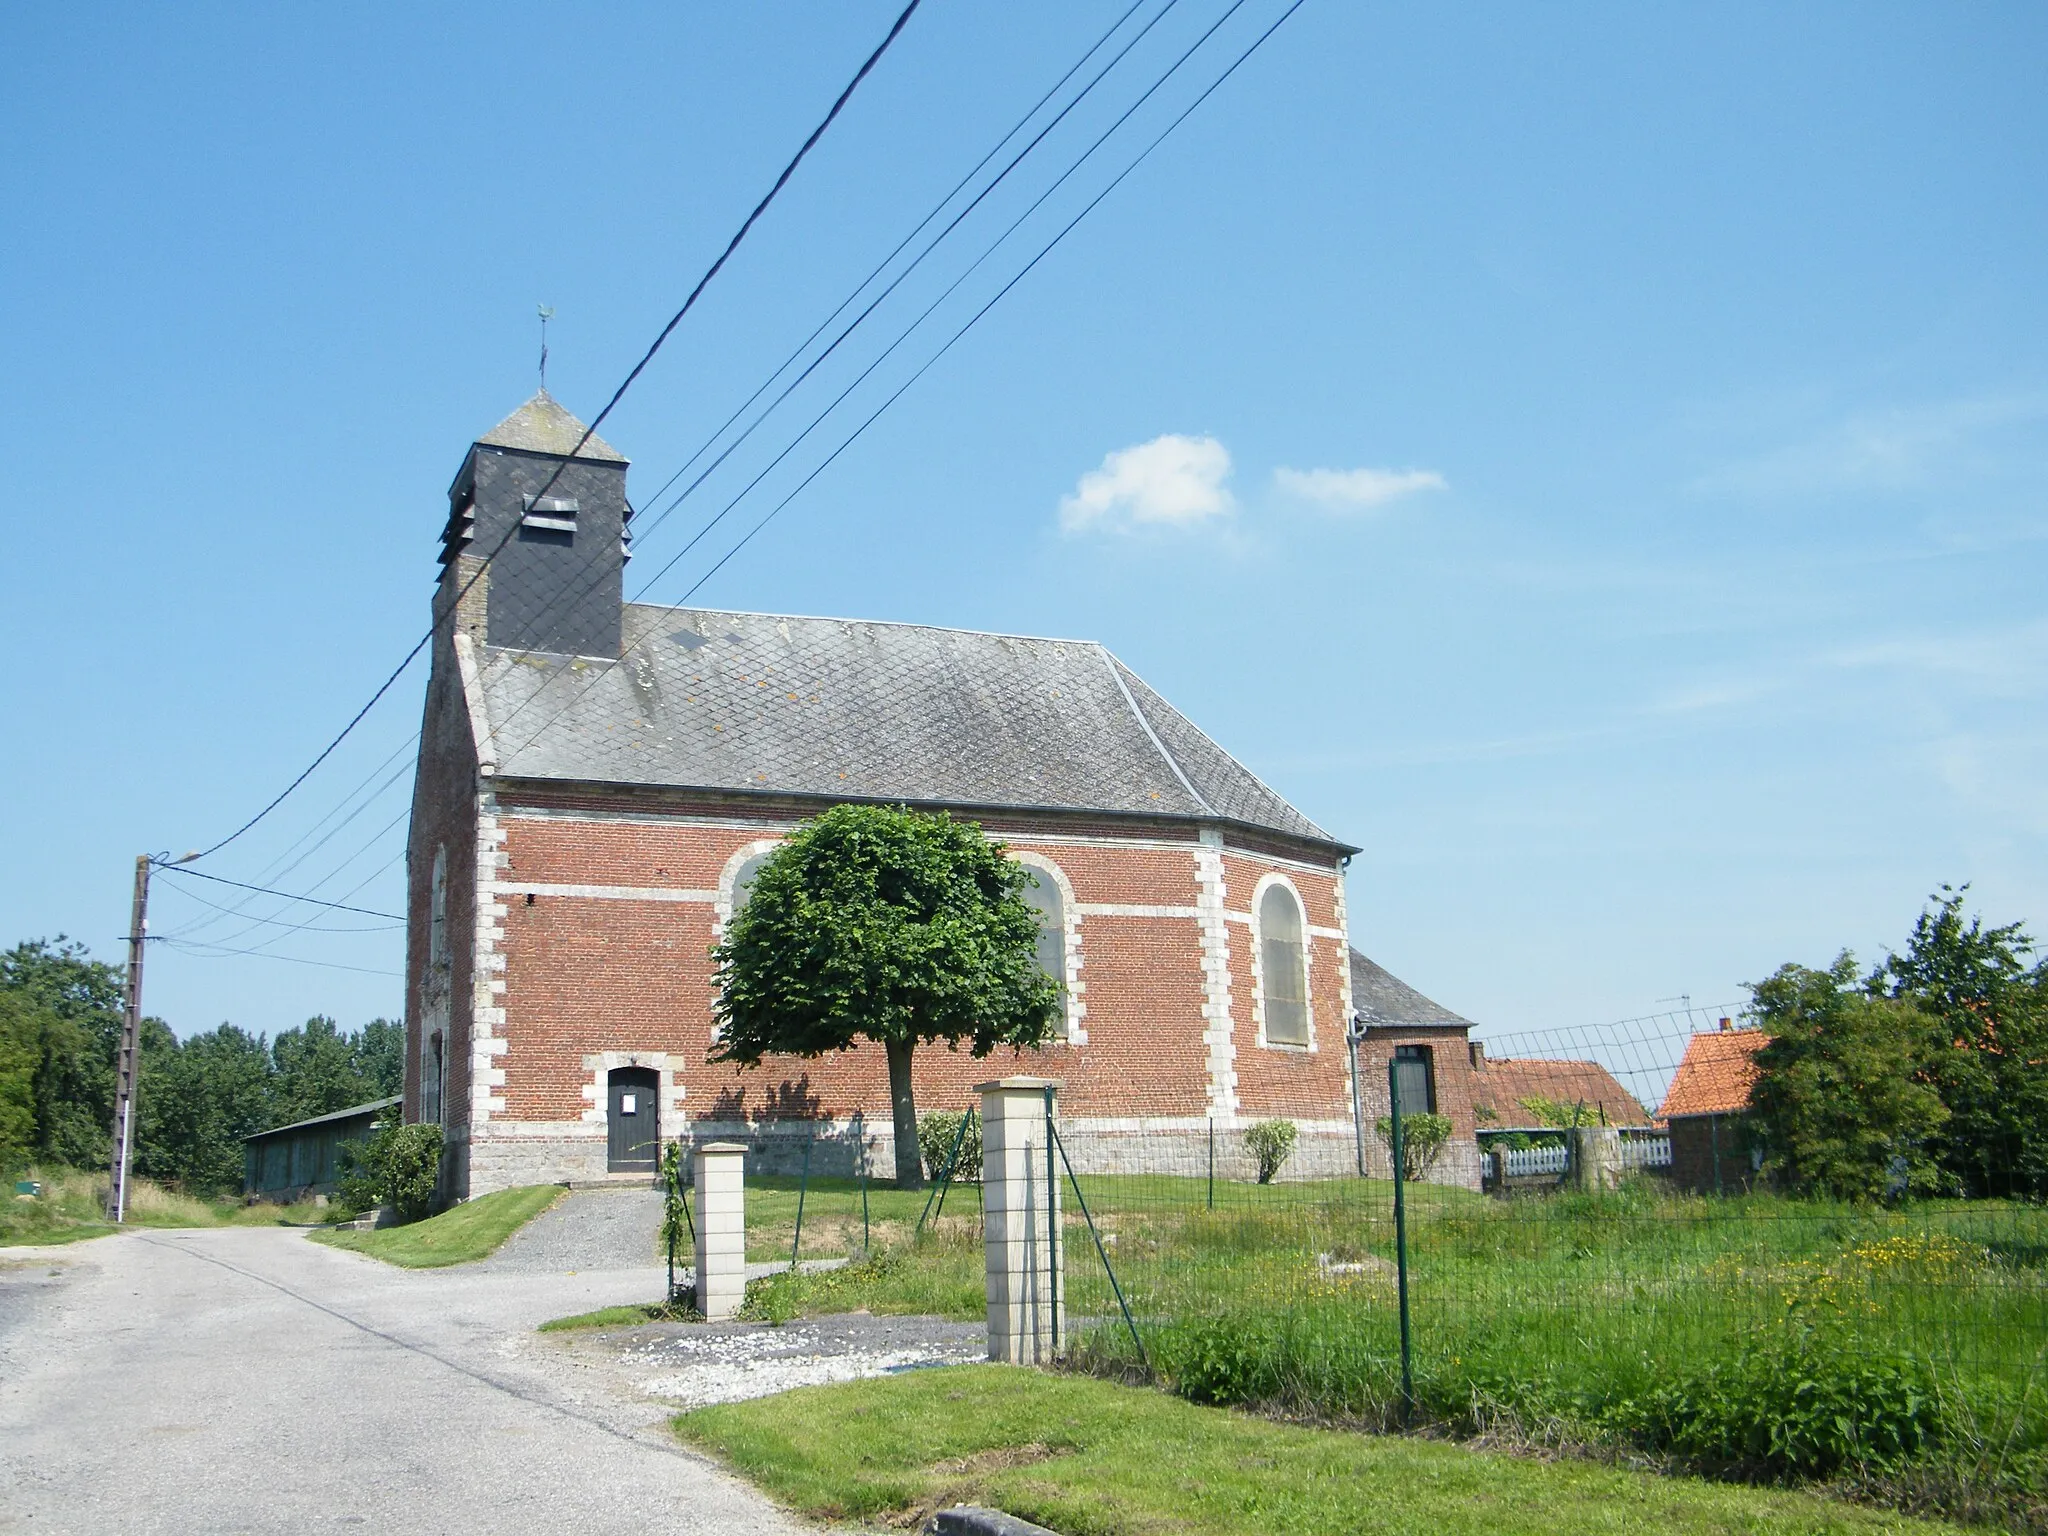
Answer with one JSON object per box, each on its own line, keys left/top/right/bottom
{"left": 1243, "top": 1119, "right": 1298, "bottom": 1184}
{"left": 916, "top": 1110, "right": 982, "bottom": 1183}
{"left": 336, "top": 1118, "right": 442, "bottom": 1222}
{"left": 1606, "top": 1334, "right": 1940, "bottom": 1475}
{"left": 1168, "top": 1314, "right": 1283, "bottom": 1405}
{"left": 1374, "top": 1112, "right": 1453, "bottom": 1181}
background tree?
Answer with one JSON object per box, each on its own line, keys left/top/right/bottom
{"left": 711, "top": 804, "right": 1062, "bottom": 1186}
{"left": 2, "top": 938, "right": 122, "bottom": 1168}
{"left": 0, "top": 989, "right": 40, "bottom": 1171}
{"left": 135, "top": 1024, "right": 275, "bottom": 1194}
{"left": 270, "top": 1016, "right": 377, "bottom": 1124}
{"left": 1746, "top": 954, "right": 1947, "bottom": 1201}
{"left": 1873, "top": 886, "right": 2048, "bottom": 1199}
{"left": 352, "top": 1018, "right": 406, "bottom": 1100}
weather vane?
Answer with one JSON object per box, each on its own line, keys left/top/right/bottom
{"left": 537, "top": 304, "right": 555, "bottom": 390}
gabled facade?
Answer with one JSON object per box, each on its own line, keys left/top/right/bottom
{"left": 1659, "top": 1022, "right": 1766, "bottom": 1193}
{"left": 405, "top": 395, "right": 1401, "bottom": 1197}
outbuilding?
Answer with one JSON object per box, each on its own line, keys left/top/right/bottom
{"left": 1660, "top": 1022, "right": 1766, "bottom": 1194}
{"left": 243, "top": 1097, "right": 397, "bottom": 1201}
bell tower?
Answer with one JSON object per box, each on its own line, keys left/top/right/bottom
{"left": 436, "top": 391, "right": 630, "bottom": 658}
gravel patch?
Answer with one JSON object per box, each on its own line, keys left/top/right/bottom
{"left": 619, "top": 1314, "right": 985, "bottom": 1409}
{"left": 481, "top": 1186, "right": 662, "bottom": 1273}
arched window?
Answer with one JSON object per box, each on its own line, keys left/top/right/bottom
{"left": 731, "top": 851, "right": 772, "bottom": 913}
{"left": 1020, "top": 867, "right": 1065, "bottom": 986}
{"left": 1258, "top": 883, "right": 1309, "bottom": 1046}
{"left": 428, "top": 846, "right": 448, "bottom": 966}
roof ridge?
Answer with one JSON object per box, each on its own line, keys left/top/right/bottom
{"left": 623, "top": 601, "right": 1099, "bottom": 649}
{"left": 1108, "top": 653, "right": 1337, "bottom": 844}
{"left": 1099, "top": 648, "right": 1213, "bottom": 817}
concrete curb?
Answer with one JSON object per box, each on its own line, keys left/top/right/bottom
{"left": 927, "top": 1506, "right": 1059, "bottom": 1536}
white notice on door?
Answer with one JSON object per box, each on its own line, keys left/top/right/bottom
{"left": 620, "top": 1093, "right": 637, "bottom": 1114}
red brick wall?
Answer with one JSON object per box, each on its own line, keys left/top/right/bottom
{"left": 1221, "top": 852, "right": 1353, "bottom": 1121}
{"left": 403, "top": 636, "right": 480, "bottom": 1136}
{"left": 469, "top": 794, "right": 1348, "bottom": 1129}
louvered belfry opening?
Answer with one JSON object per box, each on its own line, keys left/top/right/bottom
{"left": 439, "top": 390, "right": 631, "bottom": 660}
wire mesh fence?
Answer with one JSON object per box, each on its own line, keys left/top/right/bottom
{"left": 1037, "top": 1007, "right": 2047, "bottom": 1512}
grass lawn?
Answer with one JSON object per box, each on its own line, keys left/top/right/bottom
{"left": 676, "top": 1365, "right": 1965, "bottom": 1536}
{"left": 741, "top": 1173, "right": 958, "bottom": 1264}
{"left": 311, "top": 1185, "right": 563, "bottom": 1267}
{"left": 539, "top": 1302, "right": 693, "bottom": 1332}
{"left": 707, "top": 1166, "right": 2046, "bottom": 1523}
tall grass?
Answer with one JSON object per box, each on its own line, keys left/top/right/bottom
{"left": 1, "top": 1164, "right": 331, "bottom": 1245}
{"left": 1057, "top": 1173, "right": 2047, "bottom": 1528}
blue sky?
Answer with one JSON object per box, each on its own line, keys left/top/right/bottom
{"left": 2, "top": 2, "right": 2042, "bottom": 1049}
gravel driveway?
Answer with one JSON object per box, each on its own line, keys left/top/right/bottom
{"left": 480, "top": 1184, "right": 662, "bottom": 1273}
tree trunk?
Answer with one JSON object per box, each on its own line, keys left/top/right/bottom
{"left": 886, "top": 1038, "right": 923, "bottom": 1188}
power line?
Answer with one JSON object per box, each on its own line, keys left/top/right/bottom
{"left": 175, "top": 1, "right": 1156, "bottom": 918}
{"left": 154, "top": 878, "right": 403, "bottom": 935}
{"left": 181, "top": 0, "right": 922, "bottom": 865}
{"left": 486, "top": 0, "right": 1305, "bottom": 773}
{"left": 156, "top": 936, "right": 404, "bottom": 979}
{"left": 156, "top": 865, "right": 405, "bottom": 922}
{"left": 677, "top": 0, "right": 1301, "bottom": 602}
{"left": 623, "top": 0, "right": 1173, "bottom": 554}
{"left": 165, "top": 746, "right": 419, "bottom": 941}
{"left": 639, "top": 0, "right": 1256, "bottom": 595}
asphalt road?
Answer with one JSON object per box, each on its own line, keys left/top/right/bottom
{"left": 0, "top": 1227, "right": 813, "bottom": 1535}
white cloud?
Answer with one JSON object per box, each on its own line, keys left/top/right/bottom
{"left": 1272, "top": 464, "right": 1447, "bottom": 510}
{"left": 1059, "top": 434, "right": 1234, "bottom": 533}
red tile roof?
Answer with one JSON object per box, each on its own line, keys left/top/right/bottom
{"left": 1471, "top": 1056, "right": 1654, "bottom": 1127}
{"left": 1659, "top": 1028, "right": 1766, "bottom": 1119}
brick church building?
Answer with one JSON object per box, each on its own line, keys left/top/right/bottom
{"left": 404, "top": 393, "right": 1482, "bottom": 1197}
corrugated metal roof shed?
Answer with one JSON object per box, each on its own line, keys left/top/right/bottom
{"left": 243, "top": 1097, "right": 398, "bottom": 1199}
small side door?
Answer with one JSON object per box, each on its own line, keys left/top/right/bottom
{"left": 607, "top": 1067, "right": 660, "bottom": 1172}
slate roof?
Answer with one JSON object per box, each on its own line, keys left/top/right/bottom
{"left": 473, "top": 605, "right": 1347, "bottom": 850}
{"left": 1349, "top": 949, "right": 1475, "bottom": 1030}
{"left": 1471, "top": 1059, "right": 1654, "bottom": 1127}
{"left": 1659, "top": 1028, "right": 1766, "bottom": 1119}
{"left": 475, "top": 390, "right": 627, "bottom": 462}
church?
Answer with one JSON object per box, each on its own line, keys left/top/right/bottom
{"left": 403, "top": 393, "right": 1483, "bottom": 1197}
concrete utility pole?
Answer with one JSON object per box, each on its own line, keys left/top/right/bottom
{"left": 107, "top": 855, "right": 151, "bottom": 1223}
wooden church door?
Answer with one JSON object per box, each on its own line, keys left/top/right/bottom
{"left": 606, "top": 1067, "right": 660, "bottom": 1173}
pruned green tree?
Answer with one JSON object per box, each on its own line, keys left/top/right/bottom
{"left": 1873, "top": 886, "right": 2048, "bottom": 1199}
{"left": 710, "top": 805, "right": 1062, "bottom": 1187}
{"left": 1746, "top": 954, "right": 1947, "bottom": 1201}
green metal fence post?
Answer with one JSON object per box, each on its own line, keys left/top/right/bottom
{"left": 1388, "top": 1057, "right": 1415, "bottom": 1426}
{"left": 918, "top": 1109, "right": 974, "bottom": 1234}
{"left": 1052, "top": 1120, "right": 1150, "bottom": 1376}
{"left": 790, "top": 1126, "right": 814, "bottom": 1271}
{"left": 1207, "top": 1117, "right": 1216, "bottom": 1210}
{"left": 860, "top": 1123, "right": 871, "bottom": 1255}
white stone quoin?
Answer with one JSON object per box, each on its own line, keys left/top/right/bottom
{"left": 978, "top": 1076, "right": 1063, "bottom": 1364}
{"left": 693, "top": 1142, "right": 746, "bottom": 1321}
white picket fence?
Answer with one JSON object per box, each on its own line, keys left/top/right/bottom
{"left": 1496, "top": 1133, "right": 1671, "bottom": 1181}
{"left": 1502, "top": 1144, "right": 1569, "bottom": 1178}
{"left": 1622, "top": 1133, "right": 1673, "bottom": 1170}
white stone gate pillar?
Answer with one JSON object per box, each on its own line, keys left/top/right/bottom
{"left": 694, "top": 1141, "right": 746, "bottom": 1320}
{"left": 978, "top": 1076, "right": 1062, "bottom": 1364}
